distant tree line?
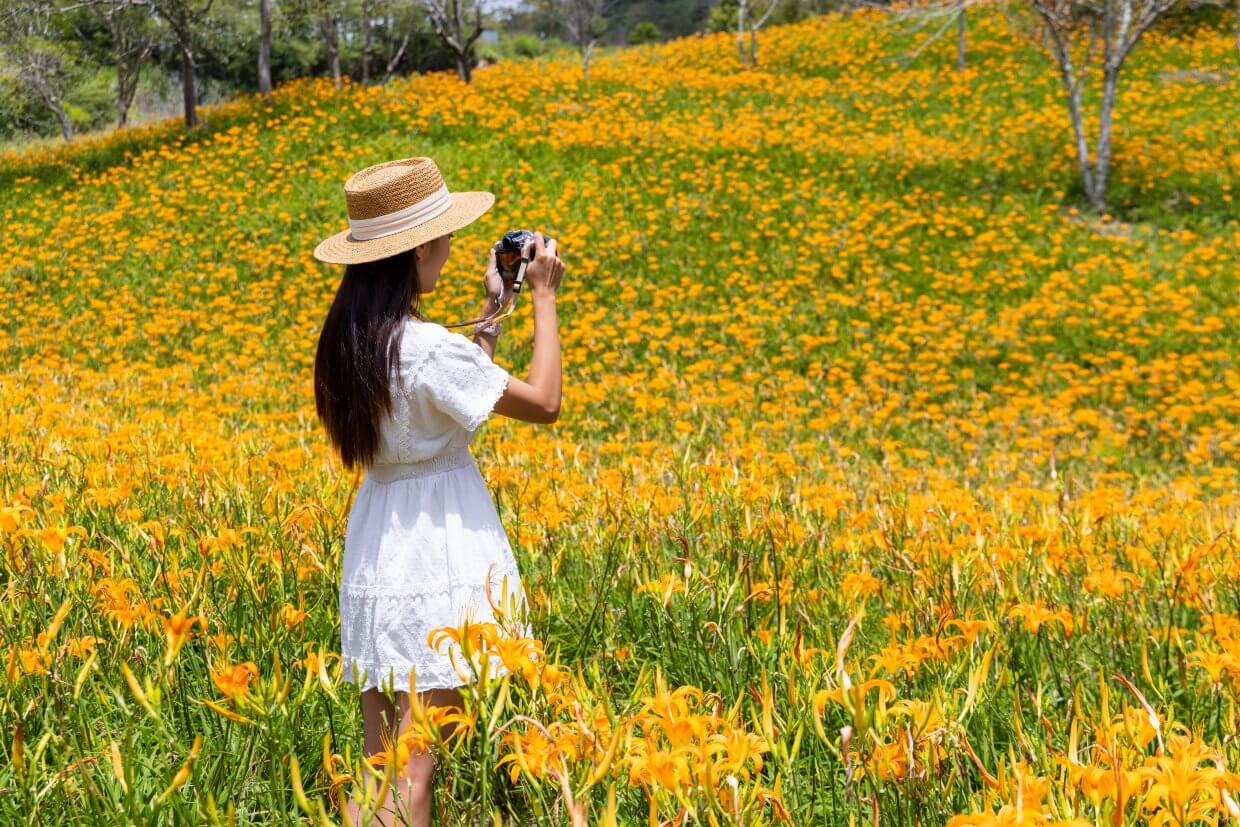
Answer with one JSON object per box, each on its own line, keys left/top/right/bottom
{"left": 0, "top": 0, "right": 481, "bottom": 140}
{"left": 0, "top": 0, "right": 844, "bottom": 143}
{"left": 3, "top": 0, "right": 1231, "bottom": 216}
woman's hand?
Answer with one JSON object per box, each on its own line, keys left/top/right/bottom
{"left": 471, "top": 248, "right": 508, "bottom": 338}
{"left": 482, "top": 247, "right": 512, "bottom": 311}
{"left": 523, "top": 231, "right": 563, "bottom": 298}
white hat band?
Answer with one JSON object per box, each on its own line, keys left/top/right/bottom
{"left": 347, "top": 184, "right": 452, "bottom": 241}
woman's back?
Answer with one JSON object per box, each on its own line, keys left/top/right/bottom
{"left": 372, "top": 318, "right": 511, "bottom": 467}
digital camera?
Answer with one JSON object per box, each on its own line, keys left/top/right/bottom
{"left": 493, "top": 229, "right": 555, "bottom": 293}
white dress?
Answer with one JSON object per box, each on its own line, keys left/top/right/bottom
{"left": 339, "top": 317, "right": 530, "bottom": 693}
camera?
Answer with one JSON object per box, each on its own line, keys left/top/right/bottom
{"left": 493, "top": 229, "right": 555, "bottom": 294}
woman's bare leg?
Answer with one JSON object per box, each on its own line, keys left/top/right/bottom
{"left": 345, "top": 687, "right": 402, "bottom": 826}
{"left": 346, "top": 685, "right": 466, "bottom": 827}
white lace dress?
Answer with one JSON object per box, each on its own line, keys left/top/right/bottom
{"left": 339, "top": 317, "right": 530, "bottom": 693}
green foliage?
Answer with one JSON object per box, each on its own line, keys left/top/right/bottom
{"left": 64, "top": 66, "right": 115, "bottom": 131}
{"left": 0, "top": 30, "right": 85, "bottom": 139}
{"left": 0, "top": 72, "right": 47, "bottom": 140}
{"left": 507, "top": 34, "right": 575, "bottom": 60}
{"left": 500, "top": 32, "right": 549, "bottom": 60}
{"left": 704, "top": 0, "right": 739, "bottom": 34}
{"left": 627, "top": 20, "right": 661, "bottom": 45}
{"left": 607, "top": 0, "right": 713, "bottom": 44}
{"left": 476, "top": 41, "right": 502, "bottom": 64}
{"left": 1158, "top": 0, "right": 1234, "bottom": 36}
{"left": 270, "top": 33, "right": 323, "bottom": 84}
{"left": 704, "top": 0, "right": 832, "bottom": 34}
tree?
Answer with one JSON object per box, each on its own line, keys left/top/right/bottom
{"left": 146, "top": 0, "right": 217, "bottom": 128}
{"left": 322, "top": 16, "right": 338, "bottom": 85}
{"left": 418, "top": 0, "right": 486, "bottom": 83}
{"left": 0, "top": 0, "right": 81, "bottom": 139}
{"left": 956, "top": 3, "right": 966, "bottom": 69}
{"left": 704, "top": 0, "right": 784, "bottom": 66}
{"left": 359, "top": 0, "right": 370, "bottom": 82}
{"left": 858, "top": 0, "right": 987, "bottom": 71}
{"left": 612, "top": 0, "right": 714, "bottom": 43}
{"left": 320, "top": 2, "right": 340, "bottom": 85}
{"left": 737, "top": 0, "right": 783, "bottom": 66}
{"left": 379, "top": 4, "right": 413, "bottom": 83}
{"left": 258, "top": 0, "right": 271, "bottom": 93}
{"left": 92, "top": 0, "right": 157, "bottom": 126}
{"left": 358, "top": 0, "right": 409, "bottom": 84}
{"left": 302, "top": 0, "right": 346, "bottom": 86}
{"left": 548, "top": 0, "right": 620, "bottom": 79}
{"left": 1007, "top": 0, "right": 1188, "bottom": 212}
{"left": 704, "top": 0, "right": 738, "bottom": 32}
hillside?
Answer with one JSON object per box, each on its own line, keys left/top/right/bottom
{"left": 1, "top": 8, "right": 1238, "bottom": 824}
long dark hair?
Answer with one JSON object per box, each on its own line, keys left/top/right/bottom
{"left": 314, "top": 248, "right": 422, "bottom": 471}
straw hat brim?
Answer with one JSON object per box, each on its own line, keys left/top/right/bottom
{"left": 313, "top": 190, "right": 495, "bottom": 265}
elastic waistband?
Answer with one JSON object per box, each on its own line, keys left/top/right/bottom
{"left": 366, "top": 447, "right": 475, "bottom": 483}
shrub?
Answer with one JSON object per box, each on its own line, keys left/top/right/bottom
{"left": 501, "top": 33, "right": 548, "bottom": 60}
{"left": 65, "top": 67, "right": 116, "bottom": 132}
{"left": 627, "top": 21, "right": 662, "bottom": 45}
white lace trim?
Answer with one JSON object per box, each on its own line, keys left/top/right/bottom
{"left": 341, "top": 656, "right": 514, "bottom": 693}
{"left": 463, "top": 370, "right": 509, "bottom": 433}
{"left": 338, "top": 563, "right": 524, "bottom": 600}
{"left": 421, "top": 328, "right": 506, "bottom": 429}
{"left": 339, "top": 576, "right": 530, "bottom": 692}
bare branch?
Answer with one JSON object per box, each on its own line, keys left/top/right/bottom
{"left": 383, "top": 30, "right": 410, "bottom": 83}
{"left": 1018, "top": 0, "right": 1188, "bottom": 210}
{"left": 417, "top": 0, "right": 488, "bottom": 82}
{"left": 753, "top": 0, "right": 784, "bottom": 29}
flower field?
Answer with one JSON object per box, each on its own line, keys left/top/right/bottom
{"left": 1, "top": 6, "right": 1238, "bottom": 824}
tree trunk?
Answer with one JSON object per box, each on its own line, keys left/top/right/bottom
{"left": 180, "top": 43, "right": 198, "bottom": 129}
{"left": 737, "top": 0, "right": 747, "bottom": 65}
{"left": 955, "top": 7, "right": 966, "bottom": 71}
{"left": 49, "top": 98, "right": 74, "bottom": 141}
{"left": 1065, "top": 80, "right": 1094, "bottom": 208}
{"left": 1040, "top": 18, "right": 1097, "bottom": 211}
{"left": 119, "top": 48, "right": 150, "bottom": 127}
{"left": 1089, "top": 0, "right": 1135, "bottom": 215}
{"left": 322, "top": 16, "right": 341, "bottom": 87}
{"left": 259, "top": 0, "right": 272, "bottom": 94}
{"left": 581, "top": 40, "right": 593, "bottom": 81}
{"left": 361, "top": 0, "right": 371, "bottom": 84}
{"left": 455, "top": 52, "right": 472, "bottom": 83}
{"left": 117, "top": 65, "right": 133, "bottom": 128}
{"left": 383, "top": 27, "right": 409, "bottom": 83}
{"left": 749, "top": 23, "right": 757, "bottom": 65}
{"left": 105, "top": 11, "right": 148, "bottom": 129}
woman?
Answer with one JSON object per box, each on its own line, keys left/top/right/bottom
{"left": 312, "top": 156, "right": 565, "bottom": 826}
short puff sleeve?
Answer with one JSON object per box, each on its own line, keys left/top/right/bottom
{"left": 420, "top": 330, "right": 510, "bottom": 433}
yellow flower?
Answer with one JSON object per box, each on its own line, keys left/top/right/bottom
{"left": 705, "top": 726, "right": 767, "bottom": 782}
{"left": 162, "top": 611, "right": 203, "bottom": 663}
{"left": 210, "top": 661, "right": 259, "bottom": 702}
{"left": 278, "top": 603, "right": 307, "bottom": 629}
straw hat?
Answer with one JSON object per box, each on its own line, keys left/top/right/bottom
{"left": 313, "top": 156, "right": 494, "bottom": 265}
